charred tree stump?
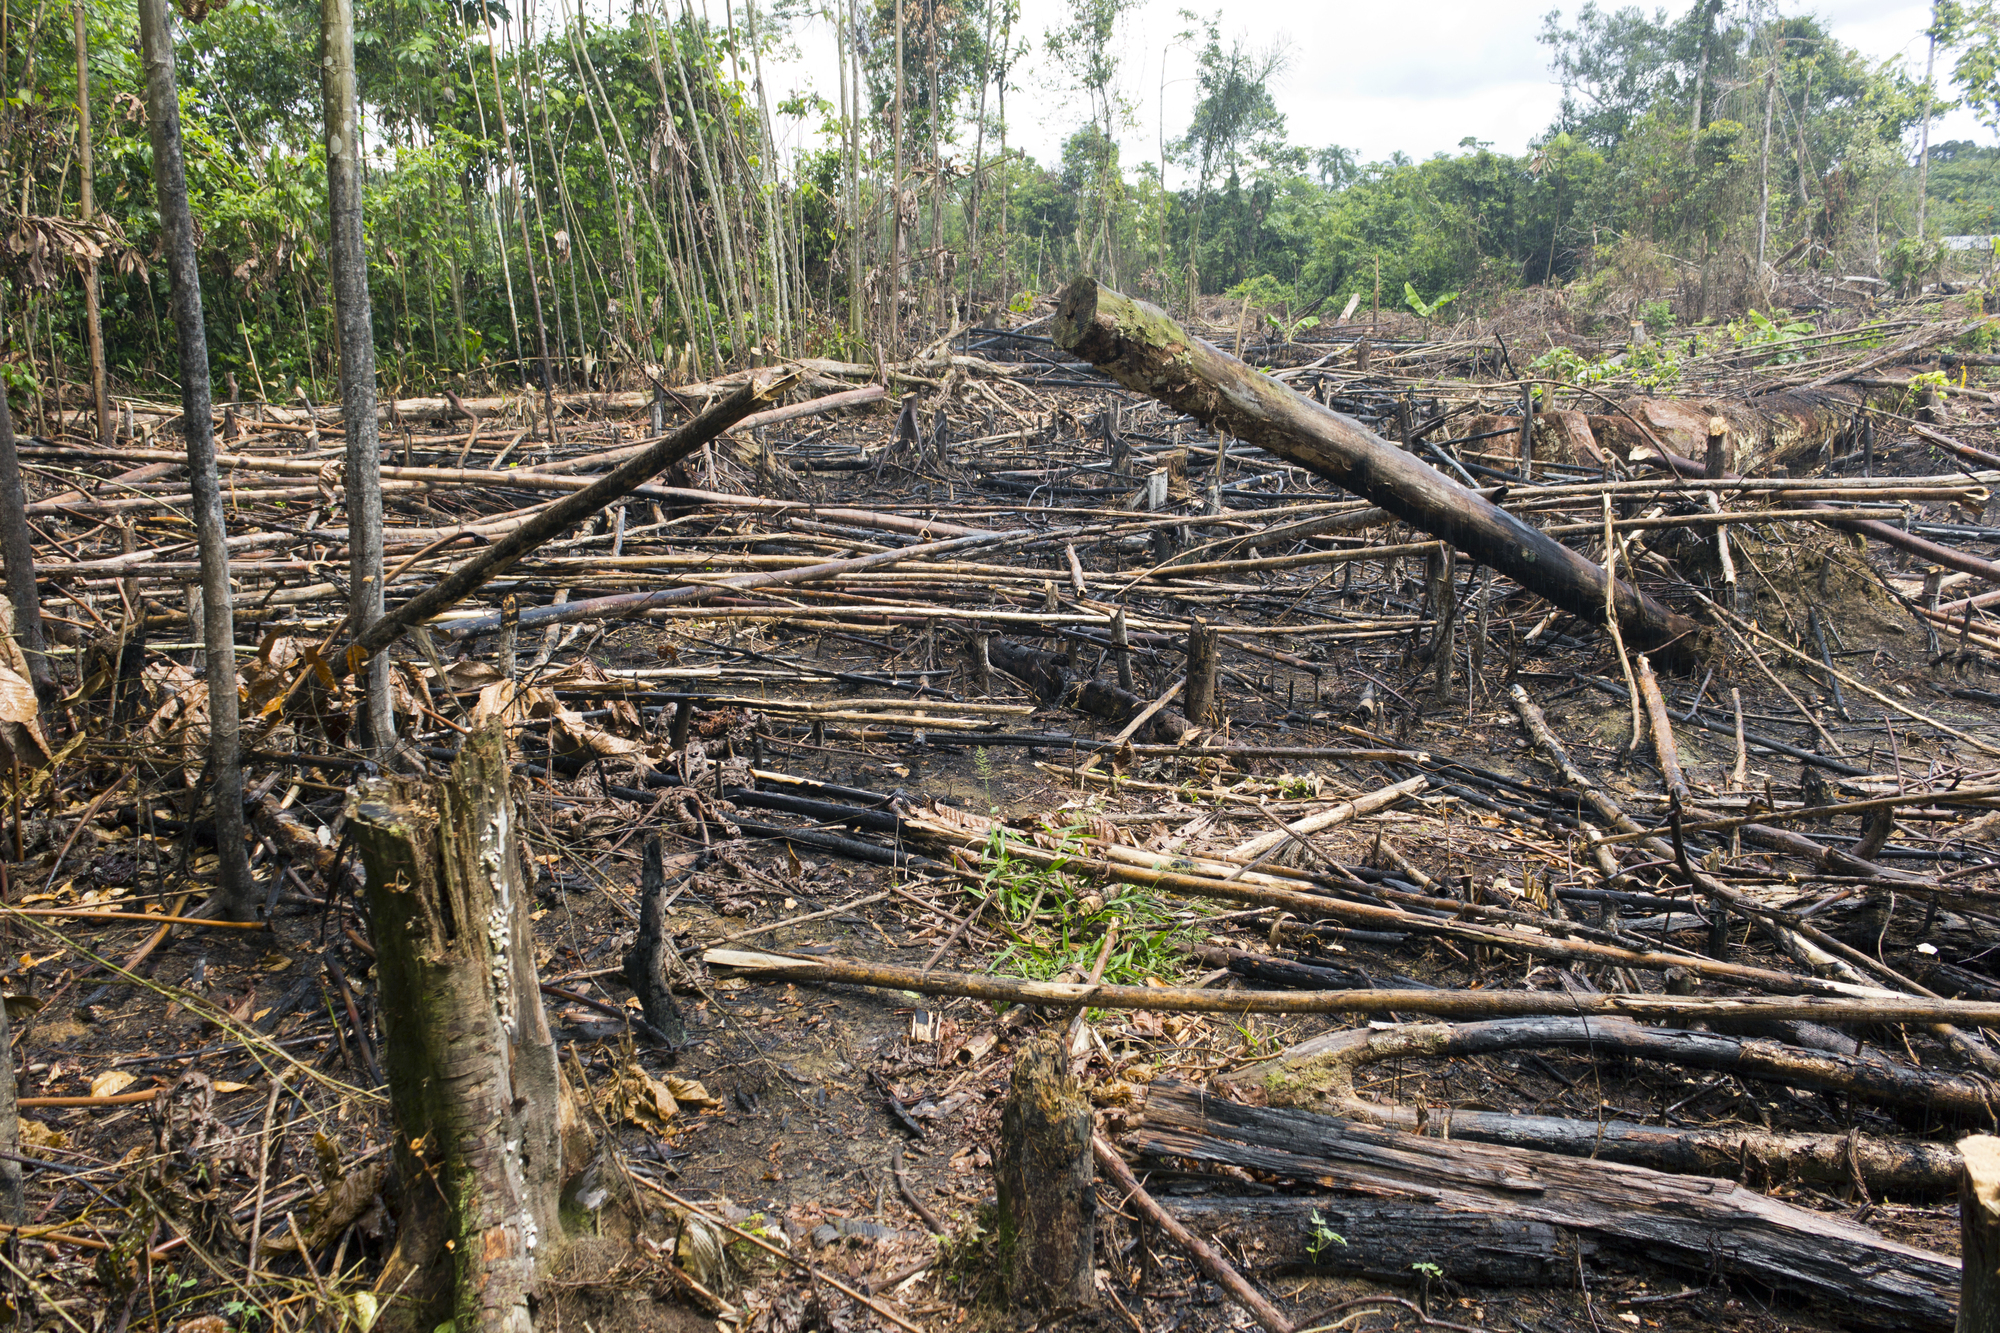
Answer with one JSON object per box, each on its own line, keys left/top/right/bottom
{"left": 1184, "top": 618, "right": 1219, "bottom": 727}
{"left": 1055, "top": 278, "right": 1710, "bottom": 663}
{"left": 348, "top": 721, "right": 568, "bottom": 1333}
{"left": 622, "top": 835, "right": 687, "bottom": 1047}
{"left": 996, "top": 1037, "right": 1096, "bottom": 1313}
{"left": 1964, "top": 1136, "right": 2000, "bottom": 1333}
{"left": 988, "top": 637, "right": 1190, "bottom": 741}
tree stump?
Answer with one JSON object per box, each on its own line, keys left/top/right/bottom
{"left": 995, "top": 1036, "right": 1096, "bottom": 1312}
{"left": 348, "top": 721, "right": 570, "bottom": 1333}
{"left": 1184, "top": 618, "right": 1219, "bottom": 727}
{"left": 622, "top": 835, "right": 687, "bottom": 1046}
{"left": 1961, "top": 1134, "right": 2000, "bottom": 1333}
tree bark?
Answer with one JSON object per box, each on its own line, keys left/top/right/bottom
{"left": 1054, "top": 279, "right": 1709, "bottom": 663}
{"left": 1183, "top": 617, "right": 1219, "bottom": 727}
{"left": 348, "top": 721, "right": 567, "bottom": 1333}
{"left": 0, "top": 395, "right": 54, "bottom": 702}
{"left": 1165, "top": 1195, "right": 1563, "bottom": 1287}
{"left": 138, "top": 0, "right": 255, "bottom": 921}
{"left": 320, "top": 0, "right": 393, "bottom": 756}
{"left": 996, "top": 1036, "right": 1095, "bottom": 1313}
{"left": 1132, "top": 1080, "right": 1957, "bottom": 1329}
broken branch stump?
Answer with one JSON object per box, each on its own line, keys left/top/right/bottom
{"left": 348, "top": 720, "right": 569, "bottom": 1333}
{"left": 995, "top": 1037, "right": 1095, "bottom": 1312}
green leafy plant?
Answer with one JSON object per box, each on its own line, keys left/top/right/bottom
{"left": 1726, "top": 308, "right": 1816, "bottom": 362}
{"left": 1306, "top": 1210, "right": 1348, "bottom": 1261}
{"left": 1403, "top": 283, "right": 1458, "bottom": 322}
{"left": 979, "top": 818, "right": 1199, "bottom": 988}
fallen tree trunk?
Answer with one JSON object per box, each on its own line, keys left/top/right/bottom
{"left": 1224, "top": 1015, "right": 1998, "bottom": 1119}
{"left": 702, "top": 946, "right": 2000, "bottom": 1026}
{"left": 1131, "top": 1080, "right": 1957, "bottom": 1329}
{"left": 987, "top": 636, "right": 1191, "bottom": 741}
{"left": 350, "top": 372, "right": 790, "bottom": 661}
{"left": 1052, "top": 278, "right": 1709, "bottom": 662}
{"left": 1213, "top": 1099, "right": 1959, "bottom": 1194}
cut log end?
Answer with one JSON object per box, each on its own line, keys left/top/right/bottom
{"left": 1962, "top": 1134, "right": 2000, "bottom": 1333}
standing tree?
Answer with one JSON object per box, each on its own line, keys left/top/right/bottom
{"left": 72, "top": 0, "right": 113, "bottom": 451}
{"left": 137, "top": 0, "right": 257, "bottom": 921}
{"left": 1173, "top": 16, "right": 1287, "bottom": 304}
{"left": 0, "top": 394, "right": 54, "bottom": 704}
{"left": 1046, "top": 0, "right": 1137, "bottom": 280}
{"left": 320, "top": 0, "right": 393, "bottom": 757}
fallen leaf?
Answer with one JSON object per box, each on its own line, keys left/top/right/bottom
{"left": 18, "top": 1120, "right": 67, "bottom": 1150}
{"left": 90, "top": 1070, "right": 137, "bottom": 1098}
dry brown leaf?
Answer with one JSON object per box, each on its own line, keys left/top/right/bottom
{"left": 90, "top": 1070, "right": 137, "bottom": 1098}
{"left": 18, "top": 1119, "right": 68, "bottom": 1151}
{"left": 602, "top": 1058, "right": 680, "bottom": 1131}
{"left": 665, "top": 1077, "right": 719, "bottom": 1108}
{"left": 0, "top": 663, "right": 50, "bottom": 770}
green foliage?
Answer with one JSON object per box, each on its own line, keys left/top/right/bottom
{"left": 1403, "top": 283, "right": 1458, "bottom": 321}
{"left": 1528, "top": 337, "right": 1682, "bottom": 392}
{"left": 1306, "top": 1210, "right": 1348, "bottom": 1262}
{"left": 976, "top": 819, "right": 1198, "bottom": 989}
{"left": 1726, "top": 309, "right": 1817, "bottom": 362}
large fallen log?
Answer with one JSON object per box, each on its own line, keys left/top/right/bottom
{"left": 1131, "top": 1080, "right": 1957, "bottom": 1328}
{"left": 1224, "top": 1015, "right": 1997, "bottom": 1121}
{"left": 1052, "top": 278, "right": 1710, "bottom": 662}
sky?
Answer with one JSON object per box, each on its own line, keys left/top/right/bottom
{"left": 748, "top": 0, "right": 1991, "bottom": 179}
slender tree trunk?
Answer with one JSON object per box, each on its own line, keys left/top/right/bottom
{"left": 891, "top": 0, "right": 905, "bottom": 351}
{"left": 138, "top": 0, "right": 256, "bottom": 921}
{"left": 1917, "top": 11, "right": 1937, "bottom": 242}
{"left": 967, "top": 0, "right": 993, "bottom": 312}
{"left": 1756, "top": 66, "right": 1775, "bottom": 279}
{"left": 321, "top": 0, "right": 394, "bottom": 757}
{"left": 72, "top": 0, "right": 111, "bottom": 450}
{"left": 461, "top": 21, "right": 525, "bottom": 374}
{"left": 0, "top": 986, "right": 18, "bottom": 1228}
{"left": 0, "top": 395, "right": 54, "bottom": 702}
{"left": 662, "top": 2, "right": 746, "bottom": 356}
{"left": 485, "top": 25, "right": 559, "bottom": 442}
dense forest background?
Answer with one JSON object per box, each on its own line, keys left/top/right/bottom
{"left": 5, "top": 0, "right": 2000, "bottom": 406}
